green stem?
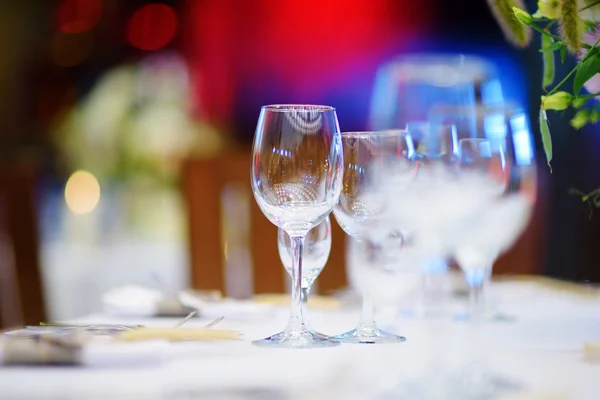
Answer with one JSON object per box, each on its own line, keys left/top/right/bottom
{"left": 530, "top": 23, "right": 562, "bottom": 41}
{"left": 576, "top": 92, "right": 600, "bottom": 100}
{"left": 581, "top": 0, "right": 600, "bottom": 12}
{"left": 546, "top": 35, "right": 600, "bottom": 97}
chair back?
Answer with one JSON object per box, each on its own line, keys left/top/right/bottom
{"left": 0, "top": 163, "right": 46, "bottom": 328}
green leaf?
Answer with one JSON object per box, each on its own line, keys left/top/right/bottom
{"left": 542, "top": 36, "right": 555, "bottom": 88}
{"left": 573, "top": 48, "right": 600, "bottom": 94}
{"left": 539, "top": 108, "right": 552, "bottom": 170}
{"left": 539, "top": 41, "right": 563, "bottom": 52}
{"left": 560, "top": 45, "right": 567, "bottom": 63}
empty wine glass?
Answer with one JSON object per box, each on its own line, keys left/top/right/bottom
{"left": 455, "top": 133, "right": 536, "bottom": 321}
{"left": 369, "top": 54, "right": 502, "bottom": 132}
{"left": 332, "top": 130, "right": 413, "bottom": 344}
{"left": 278, "top": 216, "right": 332, "bottom": 332}
{"left": 251, "top": 104, "right": 343, "bottom": 348}
{"left": 427, "top": 103, "right": 536, "bottom": 321}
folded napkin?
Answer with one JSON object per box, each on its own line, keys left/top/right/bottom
{"left": 103, "top": 285, "right": 195, "bottom": 318}
{"left": 0, "top": 334, "right": 166, "bottom": 367}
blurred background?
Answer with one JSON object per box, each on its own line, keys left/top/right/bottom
{"left": 0, "top": 0, "right": 598, "bottom": 324}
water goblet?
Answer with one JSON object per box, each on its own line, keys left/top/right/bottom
{"left": 332, "top": 130, "right": 413, "bottom": 344}
{"left": 250, "top": 104, "right": 343, "bottom": 348}
{"left": 278, "top": 216, "right": 332, "bottom": 332}
{"left": 370, "top": 54, "right": 502, "bottom": 132}
{"left": 426, "top": 104, "right": 536, "bottom": 321}
{"left": 455, "top": 135, "right": 535, "bottom": 321}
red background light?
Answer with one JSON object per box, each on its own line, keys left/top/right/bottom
{"left": 126, "top": 4, "right": 178, "bottom": 51}
{"left": 181, "top": 0, "right": 430, "bottom": 126}
{"left": 57, "top": 0, "right": 103, "bottom": 34}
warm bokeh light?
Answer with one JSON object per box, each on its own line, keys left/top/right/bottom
{"left": 126, "top": 4, "right": 178, "bottom": 51}
{"left": 57, "top": 0, "right": 103, "bottom": 34}
{"left": 50, "top": 31, "right": 94, "bottom": 67}
{"left": 64, "top": 170, "right": 101, "bottom": 215}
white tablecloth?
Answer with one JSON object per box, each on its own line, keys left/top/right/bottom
{"left": 1, "top": 281, "right": 599, "bottom": 399}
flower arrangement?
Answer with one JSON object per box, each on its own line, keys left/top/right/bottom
{"left": 54, "top": 51, "right": 223, "bottom": 187}
{"left": 53, "top": 52, "right": 225, "bottom": 239}
{"left": 487, "top": 0, "right": 600, "bottom": 212}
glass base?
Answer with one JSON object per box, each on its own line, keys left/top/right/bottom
{"left": 252, "top": 329, "right": 340, "bottom": 348}
{"left": 333, "top": 326, "right": 406, "bottom": 344}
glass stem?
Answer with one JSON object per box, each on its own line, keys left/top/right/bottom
{"left": 357, "top": 290, "right": 376, "bottom": 331}
{"left": 467, "top": 267, "right": 488, "bottom": 321}
{"left": 301, "top": 286, "right": 310, "bottom": 328}
{"left": 287, "top": 235, "right": 306, "bottom": 332}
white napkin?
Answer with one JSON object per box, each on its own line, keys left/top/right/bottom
{"left": 178, "top": 291, "right": 275, "bottom": 321}
{"left": 103, "top": 285, "right": 162, "bottom": 317}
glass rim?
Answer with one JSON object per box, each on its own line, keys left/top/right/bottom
{"left": 341, "top": 129, "right": 408, "bottom": 139}
{"left": 459, "top": 138, "right": 490, "bottom": 142}
{"left": 386, "top": 53, "right": 494, "bottom": 68}
{"left": 262, "top": 104, "right": 335, "bottom": 112}
{"left": 429, "top": 102, "right": 525, "bottom": 115}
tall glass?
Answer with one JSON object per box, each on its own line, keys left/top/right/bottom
{"left": 250, "top": 105, "right": 343, "bottom": 348}
{"left": 369, "top": 54, "right": 502, "bottom": 316}
{"left": 429, "top": 104, "right": 537, "bottom": 321}
{"left": 332, "top": 130, "right": 413, "bottom": 344}
{"left": 455, "top": 140, "right": 535, "bottom": 319}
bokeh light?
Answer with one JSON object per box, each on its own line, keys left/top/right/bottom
{"left": 64, "top": 170, "right": 101, "bottom": 215}
{"left": 126, "top": 4, "right": 178, "bottom": 51}
{"left": 57, "top": 0, "right": 103, "bottom": 34}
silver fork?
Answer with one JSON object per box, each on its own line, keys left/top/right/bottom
{"left": 174, "top": 312, "right": 224, "bottom": 329}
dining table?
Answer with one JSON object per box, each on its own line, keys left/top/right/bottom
{"left": 0, "top": 278, "right": 599, "bottom": 399}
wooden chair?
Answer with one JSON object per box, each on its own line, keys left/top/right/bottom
{"left": 182, "top": 150, "right": 348, "bottom": 297}
{"left": 0, "top": 163, "right": 46, "bottom": 329}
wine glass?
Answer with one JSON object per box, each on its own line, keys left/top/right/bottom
{"left": 375, "top": 54, "right": 495, "bottom": 317}
{"left": 369, "top": 54, "right": 502, "bottom": 131}
{"left": 454, "top": 135, "right": 535, "bottom": 321}
{"left": 426, "top": 104, "right": 536, "bottom": 321}
{"left": 278, "top": 216, "right": 331, "bottom": 332}
{"left": 332, "top": 130, "right": 413, "bottom": 344}
{"left": 388, "top": 122, "right": 462, "bottom": 319}
{"left": 250, "top": 104, "right": 343, "bottom": 348}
